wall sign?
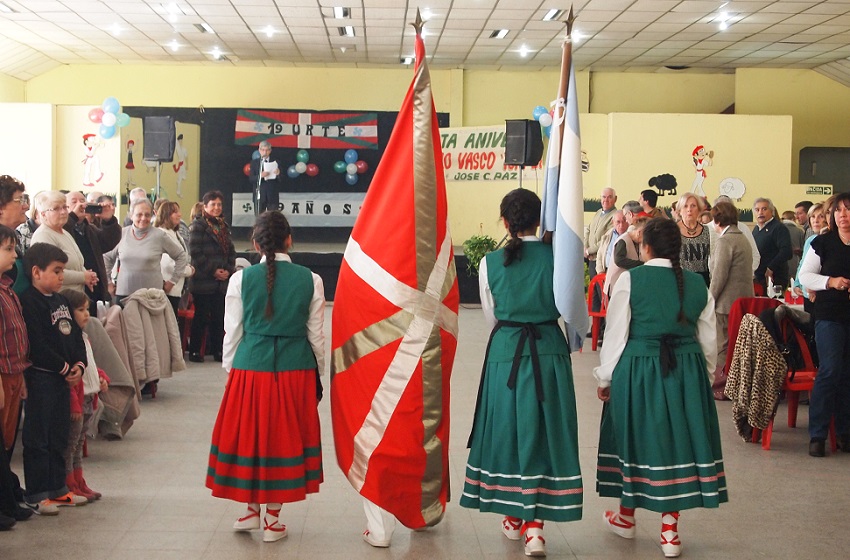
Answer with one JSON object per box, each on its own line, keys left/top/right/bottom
{"left": 232, "top": 192, "right": 365, "bottom": 227}
{"left": 440, "top": 125, "right": 543, "bottom": 182}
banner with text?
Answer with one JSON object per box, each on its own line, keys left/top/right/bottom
{"left": 235, "top": 110, "right": 378, "bottom": 150}
{"left": 440, "top": 125, "right": 544, "bottom": 183}
{"left": 232, "top": 192, "right": 365, "bottom": 228}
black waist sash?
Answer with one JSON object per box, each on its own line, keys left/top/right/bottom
{"left": 466, "top": 319, "right": 559, "bottom": 447}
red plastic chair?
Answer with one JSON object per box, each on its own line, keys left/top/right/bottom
{"left": 178, "top": 304, "right": 206, "bottom": 356}
{"left": 754, "top": 316, "right": 837, "bottom": 451}
{"left": 753, "top": 281, "right": 765, "bottom": 297}
{"left": 586, "top": 273, "right": 607, "bottom": 351}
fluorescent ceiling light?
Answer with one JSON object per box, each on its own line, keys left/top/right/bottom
{"left": 543, "top": 9, "right": 564, "bottom": 21}
{"left": 264, "top": 25, "right": 274, "bottom": 38}
{"left": 333, "top": 6, "right": 350, "bottom": 19}
{"left": 489, "top": 29, "right": 509, "bottom": 39}
{"left": 520, "top": 45, "right": 529, "bottom": 57}
{"left": 0, "top": 2, "right": 15, "bottom": 13}
{"left": 338, "top": 26, "right": 355, "bottom": 37}
{"left": 400, "top": 56, "right": 413, "bottom": 65}
{"left": 211, "top": 47, "right": 222, "bottom": 59}
{"left": 168, "top": 40, "right": 179, "bottom": 52}
{"left": 421, "top": 9, "right": 432, "bottom": 20}
{"left": 195, "top": 22, "right": 215, "bottom": 34}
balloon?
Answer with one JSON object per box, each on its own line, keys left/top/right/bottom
{"left": 306, "top": 163, "right": 319, "bottom": 177}
{"left": 101, "top": 112, "right": 117, "bottom": 127}
{"left": 88, "top": 108, "right": 104, "bottom": 124}
{"left": 544, "top": 126, "right": 551, "bottom": 138}
{"left": 287, "top": 165, "right": 299, "bottom": 178}
{"left": 344, "top": 149, "right": 358, "bottom": 164}
{"left": 295, "top": 162, "right": 307, "bottom": 174}
{"left": 296, "top": 149, "right": 309, "bottom": 163}
{"left": 102, "top": 96, "right": 120, "bottom": 114}
{"left": 532, "top": 105, "right": 547, "bottom": 121}
{"left": 345, "top": 173, "right": 358, "bottom": 185}
{"left": 538, "top": 113, "right": 553, "bottom": 128}
{"left": 99, "top": 124, "right": 116, "bottom": 139}
{"left": 116, "top": 112, "right": 130, "bottom": 127}
{"left": 333, "top": 161, "right": 347, "bottom": 174}
{"left": 346, "top": 163, "right": 357, "bottom": 175}
{"left": 355, "top": 160, "right": 369, "bottom": 174}
{"left": 243, "top": 163, "right": 251, "bottom": 176}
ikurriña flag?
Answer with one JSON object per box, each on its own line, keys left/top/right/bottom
{"left": 540, "top": 23, "right": 589, "bottom": 352}
{"left": 330, "top": 16, "right": 459, "bottom": 529}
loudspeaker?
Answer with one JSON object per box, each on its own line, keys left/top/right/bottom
{"left": 504, "top": 119, "right": 543, "bottom": 166}
{"left": 143, "top": 116, "right": 176, "bottom": 162}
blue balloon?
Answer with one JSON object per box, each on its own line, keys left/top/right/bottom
{"left": 544, "top": 126, "right": 551, "bottom": 138}
{"left": 345, "top": 173, "right": 358, "bottom": 185}
{"left": 99, "top": 124, "right": 115, "bottom": 139}
{"left": 252, "top": 150, "right": 261, "bottom": 160}
{"left": 102, "top": 96, "right": 120, "bottom": 114}
{"left": 287, "top": 165, "right": 299, "bottom": 179}
{"left": 344, "top": 149, "right": 358, "bottom": 164}
{"left": 532, "top": 105, "right": 548, "bottom": 121}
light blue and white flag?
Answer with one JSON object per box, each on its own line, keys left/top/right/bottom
{"left": 540, "top": 37, "right": 588, "bottom": 352}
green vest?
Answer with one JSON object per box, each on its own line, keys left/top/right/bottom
{"left": 627, "top": 265, "right": 707, "bottom": 340}
{"left": 232, "top": 260, "right": 318, "bottom": 372}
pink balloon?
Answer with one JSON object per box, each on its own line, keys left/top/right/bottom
{"left": 306, "top": 163, "right": 319, "bottom": 177}
{"left": 355, "top": 160, "right": 369, "bottom": 174}
{"left": 88, "top": 108, "right": 104, "bottom": 124}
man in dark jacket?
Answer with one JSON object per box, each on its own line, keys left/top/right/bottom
{"left": 752, "top": 197, "right": 792, "bottom": 293}
{"left": 64, "top": 191, "right": 121, "bottom": 305}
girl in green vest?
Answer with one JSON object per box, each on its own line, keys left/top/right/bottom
{"left": 594, "top": 218, "right": 726, "bottom": 558}
{"left": 461, "top": 189, "right": 583, "bottom": 558}
{"left": 206, "top": 211, "right": 326, "bottom": 543}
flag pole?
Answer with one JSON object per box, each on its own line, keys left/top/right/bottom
{"left": 555, "top": 6, "right": 576, "bottom": 149}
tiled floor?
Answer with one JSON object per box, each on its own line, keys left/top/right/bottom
{"left": 5, "top": 304, "right": 849, "bottom": 559}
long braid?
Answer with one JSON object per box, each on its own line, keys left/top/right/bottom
{"left": 642, "top": 218, "right": 687, "bottom": 324}
{"left": 500, "top": 189, "right": 541, "bottom": 266}
{"left": 251, "top": 211, "right": 291, "bottom": 319}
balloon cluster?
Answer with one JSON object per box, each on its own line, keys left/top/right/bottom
{"left": 286, "top": 150, "right": 319, "bottom": 178}
{"left": 333, "top": 149, "right": 368, "bottom": 185}
{"left": 532, "top": 105, "right": 553, "bottom": 138}
{"left": 88, "top": 97, "right": 130, "bottom": 139}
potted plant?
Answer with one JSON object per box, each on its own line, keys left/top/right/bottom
{"left": 457, "top": 233, "right": 497, "bottom": 304}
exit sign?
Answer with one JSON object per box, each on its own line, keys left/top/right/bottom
{"left": 805, "top": 186, "right": 832, "bottom": 195}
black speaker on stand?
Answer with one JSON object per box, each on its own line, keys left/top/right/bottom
{"left": 505, "top": 119, "right": 544, "bottom": 189}
{"left": 143, "top": 116, "right": 176, "bottom": 200}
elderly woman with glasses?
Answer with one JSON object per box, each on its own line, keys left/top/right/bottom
{"left": 30, "top": 191, "right": 98, "bottom": 295}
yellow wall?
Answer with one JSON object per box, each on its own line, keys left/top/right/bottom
{"left": 590, "top": 72, "right": 736, "bottom": 114}
{"left": 54, "top": 106, "right": 121, "bottom": 197}
{"left": 0, "top": 73, "right": 24, "bottom": 102}
{"left": 25, "top": 64, "right": 457, "bottom": 114}
{"left": 735, "top": 68, "right": 850, "bottom": 183}
{"left": 0, "top": 103, "right": 54, "bottom": 192}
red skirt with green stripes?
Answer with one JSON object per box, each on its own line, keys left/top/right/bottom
{"left": 206, "top": 368, "right": 323, "bottom": 504}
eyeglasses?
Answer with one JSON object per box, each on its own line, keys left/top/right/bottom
{"left": 46, "top": 205, "right": 70, "bottom": 212}
{"left": 11, "top": 196, "right": 29, "bottom": 205}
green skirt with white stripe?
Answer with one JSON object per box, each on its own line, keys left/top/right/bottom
{"left": 596, "top": 339, "right": 728, "bottom": 512}
{"left": 460, "top": 355, "right": 583, "bottom": 522}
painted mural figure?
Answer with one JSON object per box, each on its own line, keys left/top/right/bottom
{"left": 173, "top": 133, "right": 187, "bottom": 197}
{"left": 82, "top": 133, "right": 104, "bottom": 187}
{"left": 691, "top": 145, "right": 713, "bottom": 197}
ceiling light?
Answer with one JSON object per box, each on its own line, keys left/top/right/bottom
{"left": 400, "top": 56, "right": 413, "bottom": 65}
{"left": 195, "top": 22, "right": 215, "bottom": 34}
{"left": 169, "top": 40, "right": 180, "bottom": 52}
{"left": 211, "top": 47, "right": 222, "bottom": 60}
{"left": 520, "top": 45, "right": 529, "bottom": 57}
{"left": 719, "top": 21, "right": 728, "bottom": 30}
{"left": 543, "top": 9, "right": 564, "bottom": 21}
{"left": 490, "top": 29, "right": 509, "bottom": 39}
{"left": 0, "top": 2, "right": 16, "bottom": 13}
{"left": 111, "top": 23, "right": 122, "bottom": 35}
{"left": 264, "top": 25, "right": 274, "bottom": 38}
{"left": 421, "top": 9, "right": 433, "bottom": 20}
{"left": 338, "top": 26, "right": 355, "bottom": 37}
{"left": 333, "top": 6, "right": 350, "bottom": 19}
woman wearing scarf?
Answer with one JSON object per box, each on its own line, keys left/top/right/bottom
{"left": 103, "top": 198, "right": 189, "bottom": 301}
{"left": 187, "top": 191, "right": 236, "bottom": 363}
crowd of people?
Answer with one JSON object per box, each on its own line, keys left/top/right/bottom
{"left": 1, "top": 172, "right": 848, "bottom": 560}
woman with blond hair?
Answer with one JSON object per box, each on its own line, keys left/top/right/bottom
{"left": 676, "top": 192, "right": 711, "bottom": 286}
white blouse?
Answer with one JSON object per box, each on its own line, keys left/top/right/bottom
{"left": 593, "top": 258, "right": 717, "bottom": 388}
{"left": 221, "top": 253, "right": 325, "bottom": 375}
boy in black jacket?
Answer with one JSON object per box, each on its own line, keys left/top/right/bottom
{"left": 19, "top": 243, "right": 88, "bottom": 515}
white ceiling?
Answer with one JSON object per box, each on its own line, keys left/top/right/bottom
{"left": 2, "top": 0, "right": 850, "bottom": 86}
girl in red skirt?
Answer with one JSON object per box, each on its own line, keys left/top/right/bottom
{"left": 206, "top": 211, "right": 325, "bottom": 543}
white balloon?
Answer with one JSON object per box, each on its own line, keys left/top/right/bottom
{"left": 295, "top": 162, "right": 307, "bottom": 174}
{"left": 538, "top": 113, "right": 553, "bottom": 127}
{"left": 346, "top": 163, "right": 357, "bottom": 175}
{"left": 101, "top": 112, "right": 117, "bottom": 127}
